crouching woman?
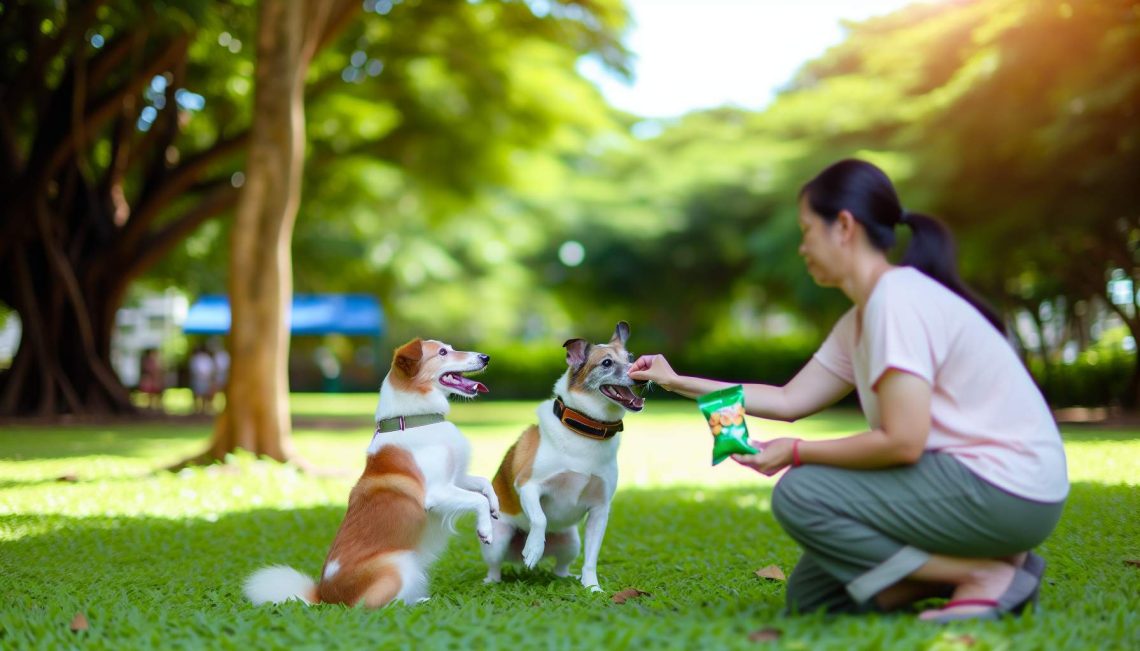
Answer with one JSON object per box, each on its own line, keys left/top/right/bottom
{"left": 629, "top": 159, "right": 1067, "bottom": 621}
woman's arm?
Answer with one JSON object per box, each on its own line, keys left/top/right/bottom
{"left": 628, "top": 355, "right": 853, "bottom": 422}
{"left": 733, "top": 369, "right": 932, "bottom": 475}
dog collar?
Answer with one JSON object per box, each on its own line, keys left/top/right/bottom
{"left": 376, "top": 413, "right": 446, "bottom": 433}
{"left": 553, "top": 398, "right": 623, "bottom": 440}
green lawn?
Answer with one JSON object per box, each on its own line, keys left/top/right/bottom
{"left": 2, "top": 395, "right": 1138, "bottom": 650}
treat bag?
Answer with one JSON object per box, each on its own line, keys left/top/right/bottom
{"left": 698, "top": 384, "right": 759, "bottom": 465}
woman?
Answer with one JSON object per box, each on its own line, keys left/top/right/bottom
{"left": 628, "top": 159, "right": 1067, "bottom": 621}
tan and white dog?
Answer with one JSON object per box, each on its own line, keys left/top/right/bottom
{"left": 483, "top": 322, "right": 644, "bottom": 591}
{"left": 243, "top": 338, "right": 500, "bottom": 608}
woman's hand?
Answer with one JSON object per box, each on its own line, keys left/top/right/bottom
{"left": 731, "top": 437, "right": 798, "bottom": 476}
{"left": 628, "top": 354, "right": 680, "bottom": 390}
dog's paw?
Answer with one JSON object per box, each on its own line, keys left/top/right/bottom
{"left": 522, "top": 536, "right": 546, "bottom": 568}
{"left": 477, "top": 527, "right": 493, "bottom": 545}
{"left": 483, "top": 573, "right": 501, "bottom": 584}
{"left": 581, "top": 572, "right": 601, "bottom": 591}
{"left": 553, "top": 566, "right": 571, "bottom": 578}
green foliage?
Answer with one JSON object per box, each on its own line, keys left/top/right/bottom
{"left": 126, "top": 0, "right": 1140, "bottom": 407}
{"left": 2, "top": 405, "right": 1139, "bottom": 648}
{"left": 1031, "top": 326, "right": 1137, "bottom": 408}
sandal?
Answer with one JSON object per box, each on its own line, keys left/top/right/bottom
{"left": 924, "top": 567, "right": 1039, "bottom": 623}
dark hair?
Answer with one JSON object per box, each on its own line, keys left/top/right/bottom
{"left": 800, "top": 159, "right": 1005, "bottom": 334}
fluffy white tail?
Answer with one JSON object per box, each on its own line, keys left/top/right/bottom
{"left": 243, "top": 565, "right": 318, "bottom": 605}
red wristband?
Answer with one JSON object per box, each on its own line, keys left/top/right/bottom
{"left": 792, "top": 439, "right": 803, "bottom": 467}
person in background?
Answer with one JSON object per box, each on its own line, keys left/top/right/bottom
{"left": 211, "top": 339, "right": 230, "bottom": 403}
{"left": 138, "top": 348, "right": 164, "bottom": 411}
{"left": 189, "top": 344, "right": 216, "bottom": 415}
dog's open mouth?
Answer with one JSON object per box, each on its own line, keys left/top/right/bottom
{"left": 601, "top": 385, "right": 644, "bottom": 412}
{"left": 439, "top": 372, "right": 488, "bottom": 396}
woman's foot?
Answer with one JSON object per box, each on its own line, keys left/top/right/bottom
{"left": 918, "top": 560, "right": 1015, "bottom": 621}
{"left": 874, "top": 580, "right": 953, "bottom": 612}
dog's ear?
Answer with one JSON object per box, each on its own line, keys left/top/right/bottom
{"left": 611, "top": 321, "right": 630, "bottom": 346}
{"left": 563, "top": 338, "right": 589, "bottom": 368}
{"left": 393, "top": 338, "right": 424, "bottom": 376}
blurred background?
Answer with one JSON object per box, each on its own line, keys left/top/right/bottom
{"left": 2, "top": 0, "right": 1139, "bottom": 417}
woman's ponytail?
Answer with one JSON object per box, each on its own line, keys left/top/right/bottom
{"left": 900, "top": 212, "right": 1006, "bottom": 334}
{"left": 801, "top": 160, "right": 1006, "bottom": 335}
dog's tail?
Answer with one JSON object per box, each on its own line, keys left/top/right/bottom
{"left": 243, "top": 565, "right": 319, "bottom": 606}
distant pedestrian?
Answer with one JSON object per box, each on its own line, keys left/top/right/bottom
{"left": 213, "top": 345, "right": 230, "bottom": 396}
{"left": 189, "top": 345, "right": 216, "bottom": 415}
{"left": 138, "top": 348, "right": 164, "bottom": 411}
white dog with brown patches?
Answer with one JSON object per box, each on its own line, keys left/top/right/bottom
{"left": 243, "top": 338, "right": 500, "bottom": 608}
{"left": 483, "top": 322, "right": 644, "bottom": 591}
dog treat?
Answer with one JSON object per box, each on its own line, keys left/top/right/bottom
{"left": 698, "top": 385, "right": 758, "bottom": 465}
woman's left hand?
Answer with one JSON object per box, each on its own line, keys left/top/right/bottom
{"left": 732, "top": 437, "right": 797, "bottom": 476}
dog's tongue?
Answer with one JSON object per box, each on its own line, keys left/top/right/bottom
{"left": 443, "top": 372, "right": 488, "bottom": 394}
{"left": 603, "top": 385, "right": 645, "bottom": 411}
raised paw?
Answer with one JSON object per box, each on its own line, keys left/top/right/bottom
{"left": 478, "top": 527, "right": 493, "bottom": 545}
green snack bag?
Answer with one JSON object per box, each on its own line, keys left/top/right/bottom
{"left": 698, "top": 385, "right": 759, "bottom": 465}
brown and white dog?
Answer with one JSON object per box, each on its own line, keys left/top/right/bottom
{"left": 243, "top": 338, "right": 500, "bottom": 608}
{"left": 482, "top": 322, "right": 644, "bottom": 591}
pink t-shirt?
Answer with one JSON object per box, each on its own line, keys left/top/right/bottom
{"left": 813, "top": 267, "right": 1068, "bottom": 503}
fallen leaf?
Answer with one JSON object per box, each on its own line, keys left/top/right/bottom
{"left": 755, "top": 565, "right": 786, "bottom": 581}
{"left": 1125, "top": 559, "right": 1140, "bottom": 568}
{"left": 57, "top": 474, "right": 78, "bottom": 483}
{"left": 69, "top": 612, "right": 88, "bottom": 632}
{"left": 748, "top": 627, "right": 782, "bottom": 643}
{"left": 946, "top": 633, "right": 977, "bottom": 646}
{"left": 611, "top": 588, "right": 650, "bottom": 604}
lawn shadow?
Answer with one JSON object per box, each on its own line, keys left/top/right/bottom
{"left": 1, "top": 481, "right": 1136, "bottom": 648}
{"left": 0, "top": 484, "right": 787, "bottom": 614}
{"left": 0, "top": 424, "right": 211, "bottom": 461}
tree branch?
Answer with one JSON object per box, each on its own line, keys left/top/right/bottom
{"left": 12, "top": 0, "right": 110, "bottom": 122}
{"left": 38, "top": 34, "right": 190, "bottom": 187}
{"left": 0, "top": 98, "right": 20, "bottom": 178}
{"left": 305, "top": 0, "right": 362, "bottom": 62}
{"left": 125, "top": 181, "right": 239, "bottom": 279}
{"left": 87, "top": 25, "right": 151, "bottom": 94}
{"left": 121, "top": 131, "right": 249, "bottom": 251}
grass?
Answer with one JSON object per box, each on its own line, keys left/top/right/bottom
{"left": 2, "top": 394, "right": 1139, "bottom": 650}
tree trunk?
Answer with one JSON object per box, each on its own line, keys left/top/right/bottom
{"left": 199, "top": 0, "right": 308, "bottom": 463}
{"left": 182, "top": 0, "right": 357, "bottom": 465}
{"left": 0, "top": 6, "right": 246, "bottom": 418}
{"left": 0, "top": 206, "right": 134, "bottom": 417}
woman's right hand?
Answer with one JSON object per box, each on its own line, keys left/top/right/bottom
{"left": 628, "top": 354, "right": 680, "bottom": 391}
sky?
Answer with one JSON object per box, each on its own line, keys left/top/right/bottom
{"left": 579, "top": 0, "right": 925, "bottom": 119}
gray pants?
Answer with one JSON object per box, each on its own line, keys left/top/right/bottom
{"left": 771, "top": 452, "right": 1064, "bottom": 614}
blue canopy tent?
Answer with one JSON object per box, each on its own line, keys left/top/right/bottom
{"left": 183, "top": 294, "right": 386, "bottom": 391}
{"left": 183, "top": 294, "right": 385, "bottom": 336}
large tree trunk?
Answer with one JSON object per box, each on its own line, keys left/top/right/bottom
{"left": 187, "top": 0, "right": 358, "bottom": 465}
{"left": 0, "top": 5, "right": 245, "bottom": 418}
{"left": 0, "top": 241, "right": 132, "bottom": 416}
